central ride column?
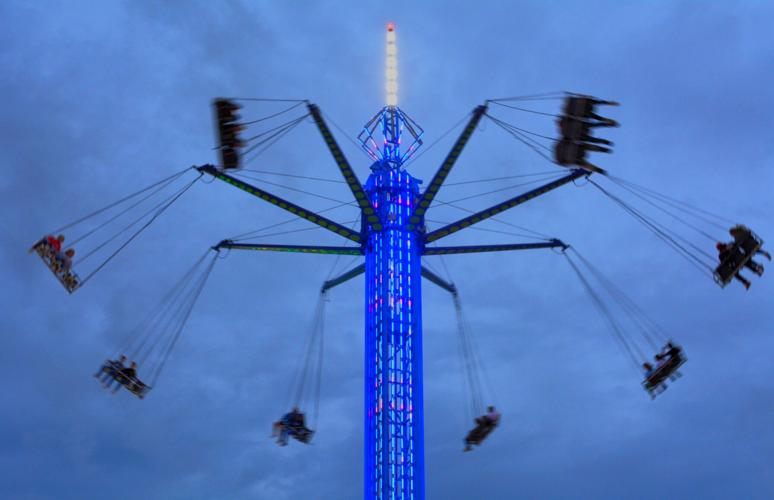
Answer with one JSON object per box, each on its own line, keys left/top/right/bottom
{"left": 364, "top": 165, "right": 424, "bottom": 500}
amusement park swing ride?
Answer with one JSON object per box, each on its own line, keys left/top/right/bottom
{"left": 30, "top": 23, "right": 769, "bottom": 500}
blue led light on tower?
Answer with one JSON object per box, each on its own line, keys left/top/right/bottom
{"left": 364, "top": 161, "right": 424, "bottom": 499}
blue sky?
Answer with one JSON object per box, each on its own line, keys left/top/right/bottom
{"left": 2, "top": 1, "right": 773, "bottom": 499}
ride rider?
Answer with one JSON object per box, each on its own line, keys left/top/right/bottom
{"left": 729, "top": 225, "right": 771, "bottom": 260}
{"left": 716, "top": 242, "right": 756, "bottom": 290}
{"left": 94, "top": 355, "right": 126, "bottom": 386}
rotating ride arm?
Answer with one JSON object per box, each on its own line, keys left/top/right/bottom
{"left": 424, "top": 240, "right": 568, "bottom": 255}
{"left": 321, "top": 263, "right": 366, "bottom": 293}
{"left": 197, "top": 164, "right": 361, "bottom": 244}
{"left": 424, "top": 169, "right": 587, "bottom": 244}
{"left": 408, "top": 104, "right": 488, "bottom": 230}
{"left": 215, "top": 240, "right": 363, "bottom": 255}
{"left": 307, "top": 103, "right": 383, "bottom": 231}
{"left": 421, "top": 266, "right": 457, "bottom": 296}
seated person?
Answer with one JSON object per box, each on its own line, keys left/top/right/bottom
{"left": 642, "top": 362, "right": 668, "bottom": 397}
{"left": 730, "top": 224, "right": 751, "bottom": 243}
{"left": 464, "top": 427, "right": 482, "bottom": 452}
{"left": 94, "top": 355, "right": 126, "bottom": 387}
{"left": 272, "top": 421, "right": 289, "bottom": 446}
{"left": 49, "top": 235, "right": 64, "bottom": 250}
{"left": 562, "top": 97, "right": 619, "bottom": 127}
{"left": 30, "top": 236, "right": 48, "bottom": 254}
{"left": 730, "top": 225, "right": 771, "bottom": 261}
{"left": 30, "top": 234, "right": 65, "bottom": 260}
{"left": 54, "top": 248, "right": 76, "bottom": 274}
{"left": 122, "top": 361, "right": 138, "bottom": 380}
{"left": 654, "top": 343, "right": 683, "bottom": 382}
{"left": 58, "top": 249, "right": 79, "bottom": 290}
{"left": 282, "top": 407, "right": 305, "bottom": 427}
{"left": 482, "top": 405, "right": 501, "bottom": 426}
{"left": 716, "top": 242, "right": 755, "bottom": 289}
{"left": 49, "top": 235, "right": 65, "bottom": 261}
{"left": 112, "top": 361, "right": 139, "bottom": 394}
{"left": 556, "top": 116, "right": 613, "bottom": 145}
{"left": 280, "top": 407, "right": 312, "bottom": 443}
{"left": 464, "top": 406, "right": 501, "bottom": 451}
{"left": 664, "top": 342, "right": 682, "bottom": 361}
{"left": 656, "top": 356, "right": 672, "bottom": 373}
{"left": 35, "top": 234, "right": 64, "bottom": 253}
{"left": 553, "top": 140, "right": 607, "bottom": 175}
{"left": 291, "top": 408, "right": 305, "bottom": 427}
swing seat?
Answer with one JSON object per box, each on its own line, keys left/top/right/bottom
{"left": 714, "top": 232, "right": 763, "bottom": 287}
{"left": 465, "top": 419, "right": 498, "bottom": 447}
{"left": 112, "top": 371, "right": 151, "bottom": 399}
{"left": 96, "top": 360, "right": 121, "bottom": 379}
{"left": 739, "top": 230, "right": 763, "bottom": 256}
{"left": 32, "top": 240, "right": 80, "bottom": 293}
{"left": 643, "top": 353, "right": 686, "bottom": 394}
{"left": 287, "top": 423, "right": 315, "bottom": 444}
{"left": 95, "top": 360, "right": 150, "bottom": 399}
{"left": 279, "top": 411, "right": 314, "bottom": 444}
{"left": 125, "top": 378, "right": 151, "bottom": 399}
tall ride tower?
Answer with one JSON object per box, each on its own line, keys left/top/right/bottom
{"left": 353, "top": 23, "right": 491, "bottom": 498}
{"left": 360, "top": 23, "right": 426, "bottom": 499}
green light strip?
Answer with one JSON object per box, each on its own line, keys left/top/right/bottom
{"left": 200, "top": 165, "right": 362, "bottom": 243}
{"left": 423, "top": 242, "right": 562, "bottom": 255}
{"left": 408, "top": 105, "right": 487, "bottom": 228}
{"left": 425, "top": 170, "right": 585, "bottom": 243}
{"left": 308, "top": 104, "right": 383, "bottom": 230}
{"left": 222, "top": 243, "right": 362, "bottom": 255}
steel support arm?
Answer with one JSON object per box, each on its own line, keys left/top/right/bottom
{"left": 425, "top": 169, "right": 587, "bottom": 244}
{"left": 307, "top": 104, "right": 382, "bottom": 231}
{"left": 215, "top": 240, "right": 362, "bottom": 255}
{"left": 408, "top": 104, "right": 488, "bottom": 229}
{"left": 321, "top": 263, "right": 366, "bottom": 293}
{"left": 423, "top": 240, "right": 567, "bottom": 255}
{"left": 197, "top": 164, "right": 361, "bottom": 243}
{"left": 421, "top": 267, "right": 457, "bottom": 296}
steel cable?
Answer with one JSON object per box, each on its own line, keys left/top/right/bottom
{"left": 47, "top": 167, "right": 193, "bottom": 235}
{"left": 563, "top": 252, "right": 645, "bottom": 374}
{"left": 77, "top": 174, "right": 202, "bottom": 286}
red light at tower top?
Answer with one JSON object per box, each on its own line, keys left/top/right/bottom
{"left": 387, "top": 22, "right": 395, "bottom": 32}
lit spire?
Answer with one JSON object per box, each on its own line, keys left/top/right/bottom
{"left": 386, "top": 22, "right": 398, "bottom": 107}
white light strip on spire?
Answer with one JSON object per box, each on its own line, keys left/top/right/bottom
{"left": 386, "top": 22, "right": 398, "bottom": 106}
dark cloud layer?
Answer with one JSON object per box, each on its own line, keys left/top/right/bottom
{"left": 2, "top": 1, "right": 773, "bottom": 499}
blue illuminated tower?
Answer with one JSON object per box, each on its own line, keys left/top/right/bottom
{"left": 199, "top": 22, "right": 579, "bottom": 500}
{"left": 361, "top": 107, "right": 426, "bottom": 498}
{"left": 358, "top": 24, "right": 429, "bottom": 497}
